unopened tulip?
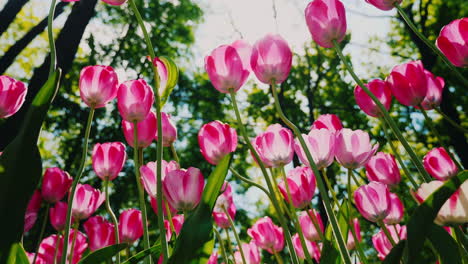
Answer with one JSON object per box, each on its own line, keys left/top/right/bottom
{"left": 83, "top": 216, "right": 115, "bottom": 251}
{"left": 365, "top": 152, "right": 401, "bottom": 186}
{"left": 117, "top": 79, "right": 154, "bottom": 122}
{"left": 251, "top": 34, "right": 292, "bottom": 84}
{"left": 294, "top": 129, "right": 336, "bottom": 169}
{"left": 298, "top": 210, "right": 324, "bottom": 242}
{"left": 0, "top": 75, "right": 27, "bottom": 118}
{"left": 305, "top": 0, "right": 347, "bottom": 48}
{"left": 164, "top": 214, "right": 184, "bottom": 241}
{"left": 79, "top": 65, "right": 118, "bottom": 108}
{"left": 213, "top": 182, "right": 236, "bottom": 228}
{"left": 384, "top": 193, "right": 404, "bottom": 224}
{"left": 24, "top": 211, "right": 38, "bottom": 234}
{"left": 92, "top": 142, "right": 126, "bottom": 181}
{"left": 208, "top": 252, "right": 219, "bottom": 264}
{"left": 140, "top": 160, "right": 179, "bottom": 198}
{"left": 372, "top": 224, "right": 407, "bottom": 260}
{"left": 151, "top": 57, "right": 170, "bottom": 97}
{"left": 101, "top": 0, "right": 127, "bottom": 6}
{"left": 122, "top": 111, "right": 157, "bottom": 148}
{"left": 423, "top": 147, "right": 458, "bottom": 181}
{"left": 278, "top": 166, "right": 316, "bottom": 208}
{"left": 234, "top": 242, "right": 261, "bottom": 264}
{"left": 436, "top": 18, "right": 468, "bottom": 67}
{"left": 354, "top": 79, "right": 392, "bottom": 117}
{"left": 365, "top": 0, "right": 402, "bottom": 11}
{"left": 247, "top": 216, "right": 285, "bottom": 254}
{"left": 205, "top": 42, "right": 250, "bottom": 93}
{"left": 24, "top": 190, "right": 42, "bottom": 233}
{"left": 41, "top": 167, "right": 73, "bottom": 204}
{"left": 198, "top": 120, "right": 238, "bottom": 165}
{"left": 38, "top": 229, "right": 88, "bottom": 264}
{"left": 354, "top": 181, "right": 391, "bottom": 222}
{"left": 252, "top": 124, "right": 294, "bottom": 168}
{"left": 119, "top": 209, "right": 143, "bottom": 244}
{"left": 163, "top": 167, "right": 204, "bottom": 211}
{"left": 71, "top": 184, "right": 105, "bottom": 220}
{"left": 311, "top": 114, "right": 343, "bottom": 132}
{"left": 231, "top": 40, "right": 253, "bottom": 71}
{"left": 386, "top": 60, "right": 428, "bottom": 106}
{"left": 346, "top": 218, "right": 362, "bottom": 250}
{"left": 155, "top": 112, "right": 177, "bottom": 147}
{"left": 292, "top": 234, "right": 321, "bottom": 262}
{"left": 50, "top": 201, "right": 72, "bottom": 232}
{"left": 335, "top": 128, "right": 379, "bottom": 169}
{"left": 420, "top": 70, "right": 445, "bottom": 110}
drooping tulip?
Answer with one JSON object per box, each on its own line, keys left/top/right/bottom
{"left": 163, "top": 167, "right": 204, "bottom": 211}
{"left": 278, "top": 166, "right": 316, "bottom": 209}
{"left": 38, "top": 229, "right": 88, "bottom": 264}
{"left": 294, "top": 129, "right": 336, "bottom": 169}
{"left": 335, "top": 128, "right": 379, "bottom": 169}
{"left": 101, "top": 0, "right": 127, "bottom": 5}
{"left": 140, "top": 160, "right": 179, "bottom": 198}
{"left": 71, "top": 184, "right": 105, "bottom": 220}
{"left": 92, "top": 142, "right": 126, "bottom": 181}
{"left": 436, "top": 18, "right": 468, "bottom": 68}
{"left": 298, "top": 210, "right": 324, "bottom": 242}
{"left": 24, "top": 190, "right": 42, "bottom": 233}
{"left": 122, "top": 111, "right": 157, "bottom": 148}
{"left": 292, "top": 233, "right": 321, "bottom": 262}
{"left": 117, "top": 79, "right": 154, "bottom": 123}
{"left": 252, "top": 124, "right": 294, "bottom": 168}
{"left": 41, "top": 167, "right": 73, "bottom": 204}
{"left": 213, "top": 182, "right": 236, "bottom": 228}
{"left": 372, "top": 224, "right": 407, "bottom": 260}
{"left": 346, "top": 218, "right": 362, "bottom": 250}
{"left": 304, "top": 0, "right": 347, "bottom": 48}
{"left": 79, "top": 65, "right": 118, "bottom": 108}
{"left": 83, "top": 216, "right": 115, "bottom": 251}
{"left": 247, "top": 216, "right": 285, "bottom": 254}
{"left": 155, "top": 112, "right": 177, "bottom": 147}
{"left": 364, "top": 0, "right": 402, "bottom": 11}
{"left": 423, "top": 147, "right": 458, "bottom": 181}
{"left": 0, "top": 75, "right": 27, "bottom": 118}
{"left": 164, "top": 214, "right": 184, "bottom": 241}
{"left": 386, "top": 60, "right": 428, "bottom": 106}
{"left": 354, "top": 181, "right": 391, "bottom": 222}
{"left": 365, "top": 152, "right": 401, "bottom": 187}
{"left": 354, "top": 79, "right": 392, "bottom": 118}
{"left": 250, "top": 34, "right": 292, "bottom": 84}
{"left": 198, "top": 120, "right": 238, "bottom": 165}
{"left": 50, "top": 201, "right": 72, "bottom": 232}
{"left": 119, "top": 209, "right": 143, "bottom": 244}
{"left": 311, "top": 114, "right": 343, "bottom": 132}
{"left": 383, "top": 193, "right": 404, "bottom": 224}
{"left": 420, "top": 70, "right": 445, "bottom": 110}
{"left": 234, "top": 242, "right": 261, "bottom": 264}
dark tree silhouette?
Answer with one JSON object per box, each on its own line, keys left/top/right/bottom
{"left": 0, "top": 0, "right": 30, "bottom": 38}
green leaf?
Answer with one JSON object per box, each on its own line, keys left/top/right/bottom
{"left": 427, "top": 224, "right": 461, "bottom": 264}
{"left": 325, "top": 199, "right": 349, "bottom": 245}
{"left": 121, "top": 242, "right": 161, "bottom": 264}
{"left": 78, "top": 243, "right": 127, "bottom": 264}
{"left": 6, "top": 243, "right": 29, "bottom": 264}
{"left": 168, "top": 154, "right": 232, "bottom": 264}
{"left": 383, "top": 240, "right": 405, "bottom": 264}
{"left": 319, "top": 240, "right": 340, "bottom": 264}
{"left": 158, "top": 56, "right": 179, "bottom": 107}
{"left": 0, "top": 70, "right": 61, "bottom": 259}
{"left": 405, "top": 170, "right": 468, "bottom": 263}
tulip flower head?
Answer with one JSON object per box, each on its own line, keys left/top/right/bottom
{"left": 372, "top": 224, "right": 407, "bottom": 260}
{"left": 79, "top": 65, "right": 118, "bottom": 108}
{"left": 436, "top": 18, "right": 468, "bottom": 67}
{"left": 164, "top": 214, "right": 184, "bottom": 241}
{"left": 420, "top": 70, "right": 445, "bottom": 110}
{"left": 335, "top": 128, "right": 379, "bottom": 169}
{"left": 140, "top": 160, "right": 179, "bottom": 198}
{"left": 213, "top": 182, "right": 237, "bottom": 228}
{"left": 38, "top": 229, "right": 88, "bottom": 264}
{"left": 252, "top": 124, "right": 294, "bottom": 168}
{"left": 386, "top": 60, "right": 428, "bottom": 106}
{"left": 365, "top": 0, "right": 402, "bottom": 11}
{"left": 122, "top": 111, "right": 157, "bottom": 148}
{"left": 84, "top": 216, "right": 115, "bottom": 251}
{"left": 354, "top": 79, "right": 392, "bottom": 118}
{"left": 292, "top": 233, "right": 321, "bottom": 262}
{"left": 354, "top": 181, "right": 391, "bottom": 222}
{"left": 117, "top": 79, "right": 154, "bottom": 123}
{"left": 234, "top": 242, "right": 261, "bottom": 264}
{"left": 92, "top": 142, "right": 126, "bottom": 181}
{"left": 101, "top": 0, "right": 127, "bottom": 5}
{"left": 163, "top": 167, "right": 204, "bottom": 211}
{"left": 294, "top": 129, "right": 336, "bottom": 169}
{"left": 24, "top": 190, "right": 42, "bottom": 233}
{"left": 155, "top": 112, "right": 178, "bottom": 147}
{"left": 50, "top": 201, "right": 72, "bottom": 232}
{"left": 150, "top": 196, "right": 177, "bottom": 216}
{"left": 71, "top": 184, "right": 105, "bottom": 220}
{"left": 299, "top": 209, "right": 325, "bottom": 242}
{"left": 0, "top": 75, "right": 27, "bottom": 118}
{"left": 198, "top": 120, "right": 238, "bottom": 165}
{"left": 346, "top": 218, "right": 362, "bottom": 250}
{"left": 365, "top": 152, "right": 401, "bottom": 187}
{"left": 119, "top": 209, "right": 144, "bottom": 244}
{"left": 423, "top": 147, "right": 458, "bottom": 181}
{"left": 383, "top": 193, "right": 404, "bottom": 224}
{"left": 305, "top": 0, "right": 347, "bottom": 48}
{"left": 41, "top": 167, "right": 73, "bottom": 204}
{"left": 278, "top": 166, "right": 316, "bottom": 209}
{"left": 247, "top": 216, "right": 285, "bottom": 254}
{"left": 208, "top": 252, "right": 219, "bottom": 264}
{"left": 311, "top": 114, "right": 343, "bottom": 132}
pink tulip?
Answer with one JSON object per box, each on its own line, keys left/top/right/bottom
{"left": 79, "top": 65, "right": 118, "bottom": 108}
{"left": 92, "top": 142, "right": 126, "bottom": 181}
{"left": 354, "top": 181, "right": 391, "bottom": 222}
{"left": 163, "top": 167, "right": 204, "bottom": 211}
{"left": 41, "top": 167, "right": 73, "bottom": 204}
{"left": 294, "top": 129, "right": 336, "bottom": 169}
{"left": 140, "top": 160, "right": 180, "bottom": 198}
{"left": 278, "top": 166, "right": 316, "bottom": 209}
{"left": 117, "top": 79, "right": 154, "bottom": 122}
{"left": 251, "top": 34, "right": 292, "bottom": 84}
{"left": 198, "top": 120, "right": 238, "bottom": 165}
{"left": 50, "top": 201, "right": 72, "bottom": 232}
{"left": 101, "top": 0, "right": 127, "bottom": 6}
{"left": 0, "top": 75, "right": 27, "bottom": 118}
{"left": 155, "top": 112, "right": 177, "bottom": 147}
{"left": 383, "top": 193, "right": 404, "bottom": 224}
{"left": 24, "top": 190, "right": 42, "bottom": 233}
{"left": 311, "top": 114, "right": 343, "bottom": 132}
{"left": 213, "top": 182, "right": 236, "bottom": 228}
{"left": 122, "top": 111, "right": 157, "bottom": 148}
{"left": 119, "top": 209, "right": 143, "bottom": 244}
{"left": 386, "top": 60, "right": 428, "bottom": 106}
{"left": 247, "top": 216, "right": 284, "bottom": 254}
{"left": 335, "top": 128, "right": 379, "bottom": 169}
{"left": 305, "top": 0, "right": 347, "bottom": 48}
{"left": 372, "top": 224, "right": 407, "bottom": 260}
{"left": 71, "top": 184, "right": 105, "bottom": 220}
{"left": 234, "top": 242, "right": 261, "bottom": 264}
{"left": 150, "top": 196, "right": 177, "bottom": 216}
{"left": 298, "top": 210, "right": 324, "bottom": 242}
{"left": 208, "top": 252, "right": 219, "bottom": 264}
{"left": 252, "top": 124, "right": 294, "bottom": 168}
{"left": 38, "top": 229, "right": 88, "bottom": 264}
{"left": 354, "top": 79, "right": 392, "bottom": 118}
{"left": 436, "top": 18, "right": 468, "bottom": 67}
{"left": 423, "top": 147, "right": 458, "bottom": 181}
{"left": 26, "top": 252, "right": 45, "bottom": 264}
{"left": 364, "top": 0, "right": 402, "bottom": 11}
{"left": 365, "top": 152, "right": 401, "bottom": 186}
{"left": 292, "top": 234, "right": 321, "bottom": 262}
{"left": 24, "top": 211, "right": 38, "bottom": 234}
{"left": 420, "top": 70, "right": 445, "bottom": 110}
{"left": 164, "top": 214, "right": 184, "bottom": 241}
{"left": 346, "top": 218, "right": 362, "bottom": 250}
{"left": 150, "top": 57, "right": 170, "bottom": 97}
{"left": 231, "top": 40, "right": 253, "bottom": 71}
{"left": 205, "top": 42, "right": 250, "bottom": 93}
{"left": 83, "top": 216, "right": 115, "bottom": 251}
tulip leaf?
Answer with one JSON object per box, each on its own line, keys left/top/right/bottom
{"left": 325, "top": 199, "right": 349, "bottom": 246}
{"left": 404, "top": 170, "right": 467, "bottom": 263}
{"left": 382, "top": 240, "right": 405, "bottom": 264}
{"left": 168, "top": 154, "right": 232, "bottom": 264}
{"left": 0, "top": 70, "right": 61, "bottom": 260}
{"left": 427, "top": 224, "right": 461, "bottom": 264}
{"left": 5, "top": 243, "right": 29, "bottom": 264}
{"left": 77, "top": 243, "right": 127, "bottom": 264}
{"left": 319, "top": 240, "right": 340, "bottom": 264}
{"left": 158, "top": 56, "right": 179, "bottom": 107}
{"left": 121, "top": 242, "right": 161, "bottom": 264}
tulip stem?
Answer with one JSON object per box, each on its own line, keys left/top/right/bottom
{"left": 378, "top": 220, "right": 396, "bottom": 246}
{"left": 273, "top": 251, "right": 284, "bottom": 264}
{"left": 170, "top": 144, "right": 179, "bottom": 164}
{"left": 230, "top": 168, "right": 273, "bottom": 201}
{"left": 47, "top": 0, "right": 57, "bottom": 78}
{"left": 434, "top": 108, "right": 468, "bottom": 134}
{"left": 164, "top": 201, "right": 176, "bottom": 238}
{"left": 321, "top": 169, "right": 339, "bottom": 210}
{"left": 228, "top": 89, "right": 300, "bottom": 264}
{"left": 53, "top": 233, "right": 61, "bottom": 264}
{"left": 306, "top": 206, "right": 325, "bottom": 241}
{"left": 332, "top": 40, "right": 432, "bottom": 183}
{"left": 349, "top": 221, "right": 368, "bottom": 264}
{"left": 68, "top": 223, "right": 79, "bottom": 264}
{"left": 222, "top": 206, "right": 247, "bottom": 264}
{"left": 453, "top": 227, "right": 468, "bottom": 256}
{"left": 270, "top": 83, "right": 352, "bottom": 264}
{"left": 32, "top": 204, "right": 49, "bottom": 264}
{"left": 224, "top": 228, "right": 234, "bottom": 259}
{"left": 125, "top": 248, "right": 131, "bottom": 260}
{"left": 393, "top": 3, "right": 468, "bottom": 87}
{"left": 213, "top": 227, "right": 229, "bottom": 264}
{"left": 104, "top": 180, "right": 121, "bottom": 264}
{"left": 61, "top": 108, "right": 95, "bottom": 264}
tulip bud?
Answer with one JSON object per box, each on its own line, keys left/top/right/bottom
{"left": 101, "top": 0, "right": 127, "bottom": 6}
{"left": 365, "top": 152, "right": 401, "bottom": 186}
{"left": 364, "top": 0, "right": 402, "bottom": 11}
{"left": 208, "top": 252, "right": 219, "bottom": 264}
{"left": 0, "top": 75, "right": 27, "bottom": 118}
{"left": 41, "top": 167, "right": 73, "bottom": 204}
{"left": 423, "top": 147, "right": 458, "bottom": 181}
{"left": 79, "top": 65, "right": 118, "bottom": 108}
{"left": 198, "top": 120, "right": 238, "bottom": 165}
{"left": 155, "top": 112, "right": 177, "bottom": 147}
{"left": 383, "top": 193, "right": 404, "bottom": 224}
{"left": 292, "top": 234, "right": 321, "bottom": 262}
{"left": 372, "top": 224, "right": 407, "bottom": 260}
{"left": 420, "top": 70, "right": 444, "bottom": 110}
{"left": 298, "top": 209, "right": 324, "bottom": 242}
{"left": 50, "top": 201, "right": 72, "bottom": 232}
{"left": 234, "top": 242, "right": 261, "bottom": 264}
{"left": 119, "top": 209, "right": 143, "bottom": 244}
{"left": 252, "top": 124, "right": 294, "bottom": 168}
{"left": 117, "top": 79, "right": 154, "bottom": 122}
{"left": 335, "top": 128, "right": 379, "bottom": 169}
{"left": 354, "top": 79, "right": 392, "bottom": 118}
{"left": 247, "top": 216, "right": 285, "bottom": 254}
{"left": 386, "top": 60, "right": 428, "bottom": 106}
{"left": 92, "top": 142, "right": 126, "bottom": 181}
{"left": 83, "top": 216, "right": 115, "bottom": 251}
{"left": 278, "top": 167, "right": 316, "bottom": 209}
{"left": 305, "top": 0, "right": 347, "bottom": 48}
{"left": 354, "top": 182, "right": 391, "bottom": 222}
{"left": 140, "top": 160, "right": 179, "bottom": 198}
{"left": 436, "top": 18, "right": 468, "bottom": 67}
{"left": 71, "top": 184, "right": 105, "bottom": 220}
{"left": 213, "top": 182, "right": 236, "bottom": 228}
{"left": 295, "top": 129, "right": 336, "bottom": 169}
{"left": 38, "top": 229, "right": 88, "bottom": 264}
{"left": 164, "top": 214, "right": 184, "bottom": 241}
{"left": 24, "top": 190, "right": 42, "bottom": 233}
{"left": 122, "top": 111, "right": 157, "bottom": 148}
{"left": 163, "top": 167, "right": 204, "bottom": 211}
{"left": 346, "top": 218, "right": 362, "bottom": 250}
{"left": 311, "top": 114, "right": 343, "bottom": 132}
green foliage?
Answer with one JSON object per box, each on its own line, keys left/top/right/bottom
{"left": 121, "top": 242, "right": 161, "bottom": 264}
{"left": 5, "top": 243, "right": 29, "bottom": 264}
{"left": 77, "top": 244, "right": 128, "bottom": 264}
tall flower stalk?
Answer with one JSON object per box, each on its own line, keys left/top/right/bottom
{"left": 47, "top": 0, "right": 57, "bottom": 77}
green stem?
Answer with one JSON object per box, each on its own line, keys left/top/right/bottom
{"left": 332, "top": 40, "right": 432, "bottom": 183}
{"left": 213, "top": 228, "right": 229, "bottom": 264}
{"left": 47, "top": 0, "right": 57, "bottom": 78}
{"left": 105, "top": 181, "right": 120, "bottom": 264}
{"left": 164, "top": 201, "right": 176, "bottom": 238}
{"left": 230, "top": 168, "right": 273, "bottom": 201}
{"left": 348, "top": 220, "right": 368, "bottom": 264}
{"left": 61, "top": 108, "right": 95, "bottom": 264}
{"left": 126, "top": 248, "right": 131, "bottom": 261}
{"left": 68, "top": 223, "right": 79, "bottom": 264}
{"left": 228, "top": 89, "right": 300, "bottom": 264}
{"left": 434, "top": 108, "right": 468, "bottom": 134}
{"left": 32, "top": 204, "right": 49, "bottom": 264}
{"left": 270, "top": 83, "right": 352, "bottom": 264}
{"left": 321, "top": 169, "right": 339, "bottom": 210}
{"left": 394, "top": 3, "right": 468, "bottom": 87}
{"left": 224, "top": 228, "right": 234, "bottom": 259}
{"left": 378, "top": 220, "right": 396, "bottom": 246}
{"left": 453, "top": 227, "right": 468, "bottom": 256}
{"left": 222, "top": 207, "right": 247, "bottom": 264}
{"left": 273, "top": 251, "right": 284, "bottom": 264}
{"left": 170, "top": 144, "right": 179, "bottom": 164}
{"left": 53, "top": 233, "right": 61, "bottom": 264}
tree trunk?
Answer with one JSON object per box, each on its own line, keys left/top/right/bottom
{"left": 0, "top": 0, "right": 30, "bottom": 38}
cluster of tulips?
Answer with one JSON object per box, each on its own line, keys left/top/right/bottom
{"left": 1, "top": 0, "right": 467, "bottom": 263}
